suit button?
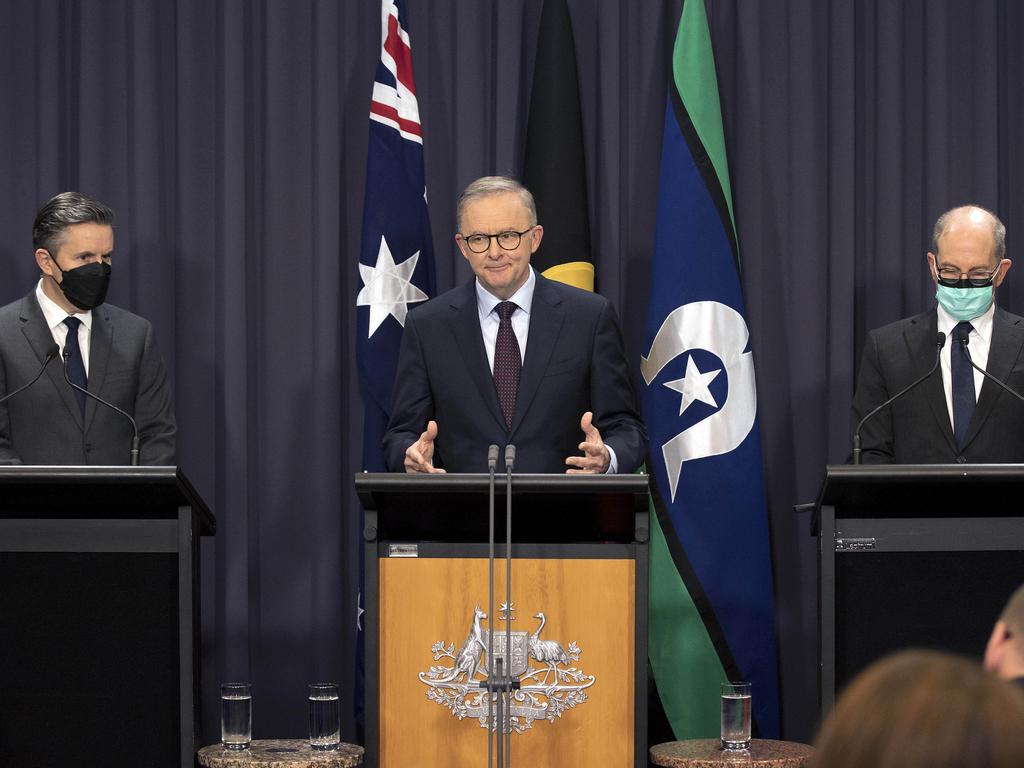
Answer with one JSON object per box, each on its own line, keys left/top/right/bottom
{"left": 84, "top": 443, "right": 93, "bottom": 453}
{"left": 956, "top": 455, "right": 966, "bottom": 464}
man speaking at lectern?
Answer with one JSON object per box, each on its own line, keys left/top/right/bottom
{"left": 0, "top": 192, "right": 176, "bottom": 465}
{"left": 384, "top": 176, "right": 645, "bottom": 474}
{"left": 851, "top": 205, "right": 1024, "bottom": 463}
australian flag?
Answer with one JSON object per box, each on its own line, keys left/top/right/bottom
{"left": 357, "top": 0, "right": 435, "bottom": 473}
{"left": 642, "top": 0, "right": 779, "bottom": 740}
{"left": 355, "top": 0, "right": 434, "bottom": 728}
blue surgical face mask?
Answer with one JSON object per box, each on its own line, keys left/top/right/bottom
{"left": 936, "top": 284, "right": 993, "bottom": 322}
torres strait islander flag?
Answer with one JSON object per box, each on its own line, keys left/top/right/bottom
{"left": 357, "top": 0, "right": 435, "bottom": 473}
{"left": 642, "top": 0, "right": 780, "bottom": 739}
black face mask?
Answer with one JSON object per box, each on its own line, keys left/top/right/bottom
{"left": 50, "top": 260, "right": 111, "bottom": 310}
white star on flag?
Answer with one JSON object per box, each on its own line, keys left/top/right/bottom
{"left": 663, "top": 354, "right": 721, "bottom": 416}
{"left": 357, "top": 235, "right": 429, "bottom": 337}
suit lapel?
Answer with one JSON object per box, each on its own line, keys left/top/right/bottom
{"left": 85, "top": 305, "right": 113, "bottom": 434}
{"left": 510, "top": 276, "right": 564, "bottom": 435}
{"left": 18, "top": 293, "right": 83, "bottom": 429}
{"left": 905, "top": 309, "right": 957, "bottom": 453}
{"left": 963, "top": 306, "right": 1024, "bottom": 449}
{"left": 446, "top": 282, "right": 507, "bottom": 431}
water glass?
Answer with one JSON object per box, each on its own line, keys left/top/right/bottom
{"left": 720, "top": 681, "right": 751, "bottom": 750}
{"left": 221, "top": 683, "right": 252, "bottom": 750}
{"left": 308, "top": 683, "right": 340, "bottom": 750}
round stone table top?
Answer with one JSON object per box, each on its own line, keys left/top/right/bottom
{"left": 197, "top": 739, "right": 363, "bottom": 767}
{"left": 650, "top": 738, "right": 815, "bottom": 768}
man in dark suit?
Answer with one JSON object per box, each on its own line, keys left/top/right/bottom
{"left": 985, "top": 584, "right": 1024, "bottom": 688}
{"left": 384, "top": 176, "right": 645, "bottom": 474}
{"left": 851, "top": 204, "right": 1024, "bottom": 463}
{"left": 0, "top": 192, "right": 175, "bottom": 465}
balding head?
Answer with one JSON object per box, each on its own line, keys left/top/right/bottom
{"left": 932, "top": 205, "right": 1005, "bottom": 261}
{"left": 985, "top": 584, "right": 1024, "bottom": 680}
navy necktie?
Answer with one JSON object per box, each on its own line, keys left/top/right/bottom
{"left": 63, "top": 316, "right": 88, "bottom": 416}
{"left": 951, "top": 321, "right": 975, "bottom": 449}
{"left": 493, "top": 301, "right": 521, "bottom": 429}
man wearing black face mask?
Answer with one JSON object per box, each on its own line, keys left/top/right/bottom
{"left": 0, "top": 192, "right": 175, "bottom": 464}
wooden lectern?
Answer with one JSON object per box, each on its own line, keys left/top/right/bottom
{"left": 816, "top": 463, "right": 1024, "bottom": 716}
{"left": 357, "top": 473, "right": 650, "bottom": 768}
{"left": 0, "top": 466, "right": 215, "bottom": 768}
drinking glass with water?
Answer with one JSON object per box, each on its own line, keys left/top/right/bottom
{"left": 720, "top": 681, "right": 751, "bottom": 750}
{"left": 308, "top": 683, "right": 340, "bottom": 750}
{"left": 221, "top": 683, "right": 252, "bottom": 750}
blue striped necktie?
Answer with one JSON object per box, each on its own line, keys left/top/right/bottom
{"left": 63, "top": 316, "right": 88, "bottom": 416}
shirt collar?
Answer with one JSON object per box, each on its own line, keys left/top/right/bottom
{"left": 35, "top": 278, "right": 93, "bottom": 332}
{"left": 936, "top": 299, "right": 994, "bottom": 343}
{"left": 475, "top": 266, "right": 536, "bottom": 320}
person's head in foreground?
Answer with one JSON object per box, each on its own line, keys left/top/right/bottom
{"left": 813, "top": 649, "right": 1024, "bottom": 768}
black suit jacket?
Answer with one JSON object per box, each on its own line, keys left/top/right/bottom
{"left": 851, "top": 306, "right": 1024, "bottom": 463}
{"left": 384, "top": 274, "right": 647, "bottom": 473}
{"left": 0, "top": 291, "right": 176, "bottom": 465}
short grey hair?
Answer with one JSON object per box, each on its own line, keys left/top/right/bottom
{"left": 932, "top": 204, "right": 1006, "bottom": 261}
{"left": 456, "top": 176, "right": 537, "bottom": 231}
{"left": 32, "top": 191, "right": 115, "bottom": 256}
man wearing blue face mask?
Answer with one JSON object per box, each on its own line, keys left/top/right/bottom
{"left": 0, "top": 192, "right": 176, "bottom": 465}
{"left": 851, "top": 204, "right": 1024, "bottom": 463}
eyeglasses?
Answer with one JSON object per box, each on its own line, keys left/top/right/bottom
{"left": 458, "top": 228, "right": 534, "bottom": 254}
{"left": 934, "top": 263, "right": 1001, "bottom": 288}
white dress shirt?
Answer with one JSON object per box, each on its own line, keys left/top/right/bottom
{"left": 473, "top": 267, "right": 618, "bottom": 473}
{"left": 35, "top": 278, "right": 93, "bottom": 376}
{"left": 937, "top": 301, "right": 994, "bottom": 427}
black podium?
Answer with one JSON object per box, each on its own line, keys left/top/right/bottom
{"left": 0, "top": 466, "right": 215, "bottom": 768}
{"left": 816, "top": 463, "right": 1024, "bottom": 716}
{"left": 357, "top": 472, "right": 650, "bottom": 768}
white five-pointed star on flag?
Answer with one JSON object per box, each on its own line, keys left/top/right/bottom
{"left": 663, "top": 354, "right": 721, "bottom": 416}
{"left": 357, "top": 235, "right": 429, "bottom": 337}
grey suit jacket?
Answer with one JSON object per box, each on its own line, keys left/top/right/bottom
{"left": 384, "top": 274, "right": 646, "bottom": 473}
{"left": 0, "top": 291, "right": 176, "bottom": 465}
{"left": 851, "top": 306, "right": 1024, "bottom": 463}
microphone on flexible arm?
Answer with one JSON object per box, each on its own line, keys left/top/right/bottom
{"left": 853, "top": 332, "right": 946, "bottom": 464}
{"left": 485, "top": 443, "right": 499, "bottom": 767}
{"left": 957, "top": 335, "right": 1024, "bottom": 408}
{"left": 62, "top": 347, "right": 140, "bottom": 466}
{"left": 502, "top": 443, "right": 516, "bottom": 768}
{"left": 0, "top": 343, "right": 60, "bottom": 406}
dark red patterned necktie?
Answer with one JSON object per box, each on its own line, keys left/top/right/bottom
{"left": 493, "top": 301, "right": 521, "bottom": 429}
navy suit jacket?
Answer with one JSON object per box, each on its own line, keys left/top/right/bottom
{"left": 0, "top": 291, "right": 176, "bottom": 465}
{"left": 851, "top": 306, "right": 1024, "bottom": 463}
{"left": 384, "top": 274, "right": 647, "bottom": 473}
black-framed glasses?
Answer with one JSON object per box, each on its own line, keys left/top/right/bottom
{"left": 458, "top": 228, "right": 534, "bottom": 254}
{"left": 934, "top": 263, "right": 1001, "bottom": 288}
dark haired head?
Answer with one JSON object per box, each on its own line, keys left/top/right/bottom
{"left": 32, "top": 192, "right": 114, "bottom": 257}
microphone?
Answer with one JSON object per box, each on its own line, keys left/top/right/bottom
{"left": 853, "top": 332, "right": 946, "bottom": 464}
{"left": 501, "top": 442, "right": 516, "bottom": 768}
{"left": 504, "top": 444, "right": 516, "bottom": 473}
{"left": 958, "top": 336, "right": 1024, "bottom": 409}
{"left": 62, "top": 347, "right": 141, "bottom": 465}
{"left": 0, "top": 343, "right": 60, "bottom": 406}
{"left": 487, "top": 443, "right": 499, "bottom": 472}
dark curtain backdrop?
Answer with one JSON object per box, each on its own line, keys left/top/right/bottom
{"left": 1, "top": 0, "right": 1022, "bottom": 746}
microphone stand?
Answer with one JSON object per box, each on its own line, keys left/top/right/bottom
{"left": 959, "top": 337, "right": 1024, "bottom": 407}
{"left": 0, "top": 346, "right": 59, "bottom": 406}
{"left": 62, "top": 348, "right": 140, "bottom": 465}
{"left": 485, "top": 444, "right": 498, "bottom": 768}
{"left": 502, "top": 444, "right": 516, "bottom": 768}
{"left": 853, "top": 332, "right": 945, "bottom": 464}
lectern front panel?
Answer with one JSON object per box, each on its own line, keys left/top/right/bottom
{"left": 378, "top": 556, "right": 635, "bottom": 768}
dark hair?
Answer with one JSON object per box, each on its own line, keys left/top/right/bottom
{"left": 813, "top": 650, "right": 1024, "bottom": 768}
{"left": 32, "top": 192, "right": 115, "bottom": 256}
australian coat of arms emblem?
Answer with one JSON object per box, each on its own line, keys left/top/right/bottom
{"left": 417, "top": 605, "right": 595, "bottom": 733}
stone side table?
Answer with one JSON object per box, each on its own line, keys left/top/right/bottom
{"left": 650, "top": 738, "right": 815, "bottom": 768}
{"left": 197, "top": 739, "right": 363, "bottom": 767}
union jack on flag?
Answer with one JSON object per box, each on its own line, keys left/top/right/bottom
{"left": 357, "top": 0, "right": 435, "bottom": 473}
